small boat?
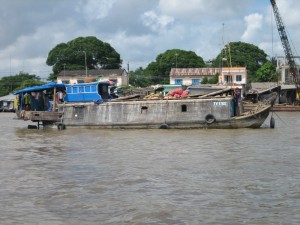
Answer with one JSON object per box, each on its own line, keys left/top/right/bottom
{"left": 244, "top": 102, "right": 300, "bottom": 111}
{"left": 13, "top": 82, "right": 272, "bottom": 129}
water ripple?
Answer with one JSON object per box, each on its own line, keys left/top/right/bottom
{"left": 0, "top": 113, "right": 299, "bottom": 224}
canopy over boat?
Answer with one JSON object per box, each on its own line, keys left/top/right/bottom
{"left": 14, "top": 82, "right": 66, "bottom": 95}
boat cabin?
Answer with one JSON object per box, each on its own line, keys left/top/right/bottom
{"left": 14, "top": 82, "right": 66, "bottom": 112}
{"left": 64, "top": 82, "right": 111, "bottom": 102}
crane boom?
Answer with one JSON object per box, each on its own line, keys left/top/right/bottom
{"left": 270, "top": 0, "right": 300, "bottom": 100}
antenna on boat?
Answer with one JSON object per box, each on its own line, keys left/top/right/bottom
{"left": 83, "top": 51, "right": 87, "bottom": 77}
{"left": 221, "top": 23, "right": 226, "bottom": 67}
{"left": 221, "top": 24, "right": 232, "bottom": 67}
{"left": 227, "top": 42, "right": 232, "bottom": 68}
{"left": 221, "top": 23, "right": 233, "bottom": 85}
{"left": 222, "top": 23, "right": 225, "bottom": 49}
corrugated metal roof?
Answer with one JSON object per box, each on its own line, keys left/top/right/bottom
{"left": 0, "top": 94, "right": 15, "bottom": 101}
{"left": 170, "top": 67, "right": 247, "bottom": 77}
{"left": 58, "top": 69, "right": 126, "bottom": 77}
{"left": 170, "top": 68, "right": 222, "bottom": 77}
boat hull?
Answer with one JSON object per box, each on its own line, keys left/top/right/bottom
{"left": 57, "top": 98, "right": 271, "bottom": 129}
{"left": 15, "top": 98, "right": 271, "bottom": 129}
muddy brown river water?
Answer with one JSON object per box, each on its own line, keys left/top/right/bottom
{"left": 0, "top": 112, "right": 299, "bottom": 224}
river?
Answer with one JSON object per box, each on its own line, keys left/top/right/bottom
{"left": 0, "top": 112, "right": 299, "bottom": 225}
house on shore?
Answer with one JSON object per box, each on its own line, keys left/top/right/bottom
{"left": 0, "top": 94, "right": 15, "bottom": 112}
{"left": 169, "top": 67, "right": 247, "bottom": 86}
{"left": 57, "top": 69, "right": 128, "bottom": 87}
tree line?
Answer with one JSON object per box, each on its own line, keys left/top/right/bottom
{"left": 0, "top": 72, "right": 43, "bottom": 96}
{"left": 0, "top": 36, "right": 277, "bottom": 96}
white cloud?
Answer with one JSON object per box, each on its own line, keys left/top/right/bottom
{"left": 273, "top": 0, "right": 300, "bottom": 26}
{"left": 158, "top": 0, "right": 204, "bottom": 16}
{"left": 76, "top": 0, "right": 117, "bottom": 21}
{"left": 142, "top": 11, "right": 174, "bottom": 33}
{"left": 1, "top": 0, "right": 300, "bottom": 79}
{"left": 158, "top": 0, "right": 247, "bottom": 21}
{"left": 241, "top": 13, "right": 263, "bottom": 42}
{"left": 0, "top": 18, "right": 91, "bottom": 78}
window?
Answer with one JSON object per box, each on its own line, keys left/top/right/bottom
{"left": 73, "top": 87, "right": 78, "bottom": 93}
{"left": 225, "top": 75, "right": 232, "bottom": 84}
{"left": 62, "top": 80, "right": 70, "bottom": 84}
{"left": 66, "top": 86, "right": 72, "bottom": 93}
{"left": 85, "top": 86, "right": 91, "bottom": 92}
{"left": 175, "top": 79, "right": 183, "bottom": 85}
{"left": 110, "top": 79, "right": 118, "bottom": 85}
{"left": 77, "top": 80, "right": 85, "bottom": 83}
{"left": 141, "top": 106, "right": 148, "bottom": 114}
{"left": 181, "top": 105, "right": 187, "bottom": 112}
{"left": 79, "top": 86, "right": 84, "bottom": 93}
{"left": 192, "top": 79, "right": 200, "bottom": 85}
{"left": 236, "top": 75, "right": 242, "bottom": 82}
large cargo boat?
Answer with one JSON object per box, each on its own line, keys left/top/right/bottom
{"left": 14, "top": 82, "right": 272, "bottom": 129}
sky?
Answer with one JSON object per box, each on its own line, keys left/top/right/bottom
{"left": 1, "top": 0, "right": 300, "bottom": 80}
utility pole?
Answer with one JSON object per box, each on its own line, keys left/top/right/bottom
{"left": 127, "top": 62, "right": 130, "bottom": 85}
{"left": 63, "top": 63, "right": 66, "bottom": 76}
{"left": 83, "top": 51, "right": 87, "bottom": 77}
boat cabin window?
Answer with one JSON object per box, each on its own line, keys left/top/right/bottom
{"left": 85, "top": 86, "right": 91, "bottom": 92}
{"left": 181, "top": 105, "right": 187, "bottom": 112}
{"left": 98, "top": 83, "right": 109, "bottom": 99}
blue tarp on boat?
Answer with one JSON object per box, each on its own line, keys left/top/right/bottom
{"left": 14, "top": 82, "right": 66, "bottom": 95}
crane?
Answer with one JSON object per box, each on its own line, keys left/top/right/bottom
{"left": 270, "top": 0, "right": 300, "bottom": 101}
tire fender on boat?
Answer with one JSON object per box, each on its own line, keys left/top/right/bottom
{"left": 28, "top": 125, "right": 38, "bottom": 129}
{"left": 205, "top": 114, "right": 216, "bottom": 124}
{"left": 270, "top": 116, "right": 275, "bottom": 129}
{"left": 57, "top": 123, "right": 66, "bottom": 130}
{"left": 160, "top": 123, "right": 169, "bottom": 129}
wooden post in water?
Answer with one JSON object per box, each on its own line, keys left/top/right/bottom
{"left": 52, "top": 87, "right": 56, "bottom": 112}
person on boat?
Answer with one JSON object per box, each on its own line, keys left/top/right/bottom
{"left": 14, "top": 94, "right": 20, "bottom": 111}
{"left": 56, "top": 91, "right": 65, "bottom": 103}
{"left": 110, "top": 86, "right": 119, "bottom": 99}
{"left": 233, "top": 87, "right": 242, "bottom": 116}
{"left": 23, "top": 93, "right": 31, "bottom": 110}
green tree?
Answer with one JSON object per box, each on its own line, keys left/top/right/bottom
{"left": 47, "top": 73, "right": 56, "bottom": 81}
{"left": 207, "top": 73, "right": 219, "bottom": 84}
{"left": 0, "top": 72, "right": 43, "bottom": 96}
{"left": 46, "top": 36, "right": 122, "bottom": 81}
{"left": 201, "top": 77, "right": 209, "bottom": 84}
{"left": 255, "top": 61, "right": 277, "bottom": 82}
{"left": 129, "top": 67, "right": 152, "bottom": 87}
{"left": 212, "top": 42, "right": 268, "bottom": 82}
{"left": 145, "top": 49, "right": 206, "bottom": 84}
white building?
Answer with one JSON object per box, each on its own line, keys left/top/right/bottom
{"left": 219, "top": 67, "right": 247, "bottom": 85}
{"left": 57, "top": 69, "right": 128, "bottom": 87}
{"left": 169, "top": 67, "right": 247, "bottom": 85}
{"left": 276, "top": 57, "right": 300, "bottom": 84}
